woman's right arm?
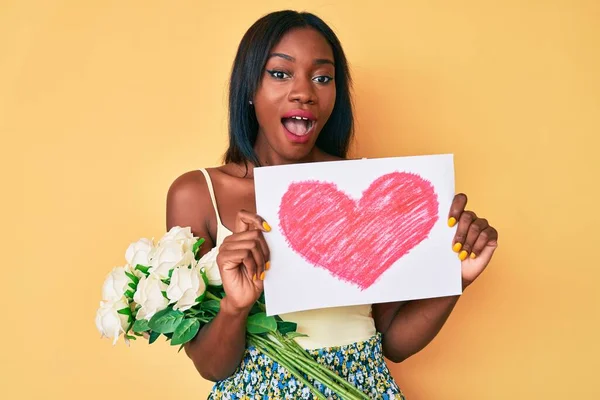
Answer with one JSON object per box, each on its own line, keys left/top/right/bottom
{"left": 166, "top": 171, "right": 270, "bottom": 381}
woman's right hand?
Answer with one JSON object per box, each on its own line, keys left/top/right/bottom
{"left": 216, "top": 210, "right": 271, "bottom": 314}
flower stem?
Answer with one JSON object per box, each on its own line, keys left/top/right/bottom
{"left": 281, "top": 344, "right": 366, "bottom": 399}
{"left": 250, "top": 334, "right": 367, "bottom": 400}
{"left": 274, "top": 344, "right": 365, "bottom": 400}
{"left": 205, "top": 292, "right": 222, "bottom": 302}
{"left": 278, "top": 334, "right": 369, "bottom": 399}
{"left": 197, "top": 292, "right": 367, "bottom": 399}
{"left": 247, "top": 335, "right": 328, "bottom": 400}
{"left": 274, "top": 345, "right": 359, "bottom": 400}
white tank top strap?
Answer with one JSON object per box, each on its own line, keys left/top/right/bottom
{"left": 199, "top": 168, "right": 233, "bottom": 246}
{"left": 199, "top": 168, "right": 223, "bottom": 226}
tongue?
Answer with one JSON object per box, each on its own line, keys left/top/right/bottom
{"left": 283, "top": 118, "right": 309, "bottom": 136}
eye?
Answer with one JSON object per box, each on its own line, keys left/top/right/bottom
{"left": 313, "top": 75, "right": 334, "bottom": 84}
{"left": 266, "top": 70, "right": 291, "bottom": 80}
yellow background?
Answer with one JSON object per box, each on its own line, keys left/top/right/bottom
{"left": 2, "top": 0, "right": 599, "bottom": 399}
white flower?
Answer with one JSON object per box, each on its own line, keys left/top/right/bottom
{"left": 149, "top": 240, "right": 195, "bottom": 280}
{"left": 198, "top": 247, "right": 222, "bottom": 286}
{"left": 125, "top": 238, "right": 154, "bottom": 268}
{"left": 133, "top": 275, "right": 169, "bottom": 321}
{"left": 102, "top": 265, "right": 132, "bottom": 302}
{"left": 158, "top": 226, "right": 197, "bottom": 252}
{"left": 289, "top": 378, "right": 297, "bottom": 393}
{"left": 166, "top": 265, "right": 206, "bottom": 311}
{"left": 95, "top": 298, "right": 129, "bottom": 345}
{"left": 301, "top": 387, "right": 311, "bottom": 399}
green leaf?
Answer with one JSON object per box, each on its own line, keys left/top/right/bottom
{"left": 128, "top": 282, "right": 137, "bottom": 290}
{"left": 125, "top": 334, "right": 137, "bottom": 341}
{"left": 148, "top": 331, "right": 160, "bottom": 344}
{"left": 250, "top": 303, "right": 263, "bottom": 315}
{"left": 277, "top": 321, "right": 297, "bottom": 335}
{"left": 177, "top": 343, "right": 186, "bottom": 353}
{"left": 194, "top": 291, "right": 206, "bottom": 303}
{"left": 148, "top": 308, "right": 184, "bottom": 334}
{"left": 285, "top": 331, "right": 308, "bottom": 340}
{"left": 246, "top": 312, "right": 277, "bottom": 334}
{"left": 200, "top": 269, "right": 209, "bottom": 287}
{"left": 161, "top": 291, "right": 169, "bottom": 299}
{"left": 132, "top": 319, "right": 150, "bottom": 333}
{"left": 164, "top": 332, "right": 173, "bottom": 340}
{"left": 125, "top": 271, "right": 139, "bottom": 285}
{"left": 193, "top": 238, "right": 205, "bottom": 256}
{"left": 135, "top": 264, "right": 150, "bottom": 275}
{"left": 117, "top": 307, "right": 132, "bottom": 316}
{"left": 171, "top": 319, "right": 200, "bottom": 346}
{"left": 168, "top": 268, "right": 174, "bottom": 279}
{"left": 124, "top": 290, "right": 135, "bottom": 298}
{"left": 200, "top": 300, "right": 220, "bottom": 314}
{"left": 208, "top": 285, "right": 225, "bottom": 298}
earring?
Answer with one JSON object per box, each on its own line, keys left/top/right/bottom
{"left": 249, "top": 100, "right": 253, "bottom": 105}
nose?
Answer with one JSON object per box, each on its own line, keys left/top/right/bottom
{"left": 288, "top": 75, "right": 316, "bottom": 105}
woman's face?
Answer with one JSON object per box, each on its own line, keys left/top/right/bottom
{"left": 252, "top": 28, "right": 336, "bottom": 164}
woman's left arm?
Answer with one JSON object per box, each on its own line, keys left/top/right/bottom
{"left": 373, "top": 193, "right": 499, "bottom": 363}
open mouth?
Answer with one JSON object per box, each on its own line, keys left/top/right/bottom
{"left": 281, "top": 116, "right": 315, "bottom": 137}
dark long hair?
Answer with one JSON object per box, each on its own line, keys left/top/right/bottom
{"left": 224, "top": 10, "right": 354, "bottom": 166}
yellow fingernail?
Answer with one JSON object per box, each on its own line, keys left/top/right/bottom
{"left": 262, "top": 221, "right": 271, "bottom": 232}
{"left": 448, "top": 217, "right": 457, "bottom": 227}
{"left": 459, "top": 250, "right": 468, "bottom": 261}
{"left": 453, "top": 242, "right": 463, "bottom": 253}
{"left": 265, "top": 261, "right": 270, "bottom": 271}
{"left": 260, "top": 271, "right": 265, "bottom": 280}
{"left": 253, "top": 273, "right": 257, "bottom": 281}
{"left": 470, "top": 252, "right": 477, "bottom": 259}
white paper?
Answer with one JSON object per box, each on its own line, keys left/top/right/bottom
{"left": 254, "top": 154, "right": 462, "bottom": 316}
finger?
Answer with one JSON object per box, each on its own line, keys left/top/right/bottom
{"left": 453, "top": 210, "right": 477, "bottom": 254}
{"left": 241, "top": 251, "right": 259, "bottom": 282}
{"left": 220, "top": 232, "right": 270, "bottom": 273}
{"left": 218, "top": 249, "right": 253, "bottom": 271}
{"left": 253, "top": 276, "right": 264, "bottom": 293}
{"left": 253, "top": 243, "right": 267, "bottom": 281}
{"left": 448, "top": 193, "right": 468, "bottom": 227}
{"left": 250, "top": 230, "right": 270, "bottom": 271}
{"left": 460, "top": 218, "right": 489, "bottom": 260}
{"left": 234, "top": 209, "right": 271, "bottom": 234}
{"left": 221, "top": 239, "right": 265, "bottom": 276}
{"left": 470, "top": 226, "right": 499, "bottom": 259}
{"left": 223, "top": 230, "right": 270, "bottom": 262}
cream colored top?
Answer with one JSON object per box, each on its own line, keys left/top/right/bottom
{"left": 199, "top": 168, "right": 376, "bottom": 349}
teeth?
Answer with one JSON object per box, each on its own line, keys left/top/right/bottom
{"left": 290, "top": 116, "right": 309, "bottom": 120}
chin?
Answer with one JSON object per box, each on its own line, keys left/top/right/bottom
{"left": 280, "top": 146, "right": 317, "bottom": 163}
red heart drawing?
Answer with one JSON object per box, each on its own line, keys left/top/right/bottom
{"left": 278, "top": 172, "right": 439, "bottom": 290}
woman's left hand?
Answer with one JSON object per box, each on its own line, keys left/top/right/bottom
{"left": 448, "top": 193, "right": 499, "bottom": 289}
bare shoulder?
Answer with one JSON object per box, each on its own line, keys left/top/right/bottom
{"left": 166, "top": 169, "right": 215, "bottom": 245}
{"left": 167, "top": 170, "right": 210, "bottom": 208}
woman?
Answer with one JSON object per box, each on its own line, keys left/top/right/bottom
{"left": 166, "top": 10, "right": 498, "bottom": 399}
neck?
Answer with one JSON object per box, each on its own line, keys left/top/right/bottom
{"left": 252, "top": 133, "right": 322, "bottom": 169}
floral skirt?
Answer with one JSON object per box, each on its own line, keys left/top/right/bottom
{"left": 208, "top": 333, "right": 406, "bottom": 399}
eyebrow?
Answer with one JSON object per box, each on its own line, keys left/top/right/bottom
{"left": 268, "top": 52, "right": 335, "bottom": 66}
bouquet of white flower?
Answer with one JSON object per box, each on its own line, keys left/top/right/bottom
{"left": 96, "top": 226, "right": 369, "bottom": 400}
